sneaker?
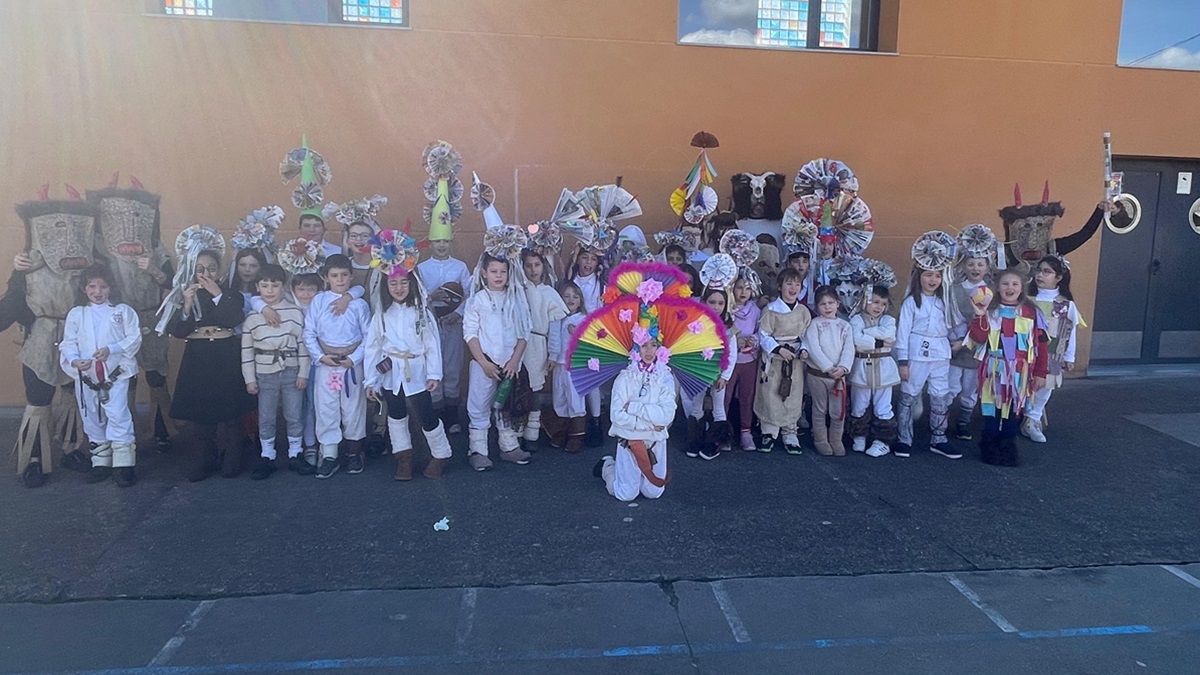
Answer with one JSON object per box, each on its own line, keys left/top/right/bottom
{"left": 757, "top": 434, "right": 775, "bottom": 453}
{"left": 448, "top": 423, "right": 463, "bottom": 435}
{"left": 315, "top": 458, "right": 340, "bottom": 479}
{"left": 685, "top": 446, "right": 700, "bottom": 458}
{"left": 114, "top": 467, "right": 138, "bottom": 487}
{"left": 955, "top": 422, "right": 972, "bottom": 440}
{"left": 155, "top": 435, "right": 173, "bottom": 453}
{"left": 593, "top": 457, "right": 609, "bottom": 478}
{"left": 365, "top": 433, "right": 388, "bottom": 457}
{"left": 718, "top": 439, "right": 732, "bottom": 453}
{"left": 699, "top": 445, "right": 720, "bottom": 461}
{"left": 289, "top": 455, "right": 316, "bottom": 475}
{"left": 1021, "top": 418, "right": 1047, "bottom": 443}
{"left": 866, "top": 440, "right": 891, "bottom": 457}
{"left": 892, "top": 442, "right": 912, "bottom": 458}
{"left": 469, "top": 453, "right": 494, "bottom": 471}
{"left": 930, "top": 442, "right": 963, "bottom": 459}
{"left": 783, "top": 432, "right": 802, "bottom": 455}
{"left": 347, "top": 453, "right": 365, "bottom": 474}
{"left": 852, "top": 437, "right": 867, "bottom": 453}
{"left": 740, "top": 430, "right": 756, "bottom": 452}
{"left": 250, "top": 457, "right": 276, "bottom": 480}
{"left": 85, "top": 466, "right": 113, "bottom": 484}
{"left": 500, "top": 448, "right": 531, "bottom": 465}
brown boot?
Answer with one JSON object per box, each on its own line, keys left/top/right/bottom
{"left": 393, "top": 451, "right": 413, "bottom": 481}
{"left": 423, "top": 457, "right": 447, "bottom": 478}
{"left": 829, "top": 418, "right": 847, "bottom": 457}
{"left": 812, "top": 420, "right": 833, "bottom": 456}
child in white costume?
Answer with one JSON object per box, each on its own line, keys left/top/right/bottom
{"left": 544, "top": 281, "right": 588, "bottom": 452}
{"left": 896, "top": 232, "right": 961, "bottom": 460}
{"left": 364, "top": 230, "right": 454, "bottom": 480}
{"left": 599, "top": 339, "right": 677, "bottom": 501}
{"left": 303, "top": 254, "right": 372, "bottom": 479}
{"left": 59, "top": 264, "right": 142, "bottom": 486}
{"left": 520, "top": 249, "right": 568, "bottom": 451}
{"left": 463, "top": 227, "right": 534, "bottom": 471}
{"left": 849, "top": 285, "right": 900, "bottom": 457}
{"left": 1023, "top": 254, "right": 1083, "bottom": 443}
{"left": 803, "top": 286, "right": 855, "bottom": 456}
{"left": 567, "top": 247, "right": 606, "bottom": 445}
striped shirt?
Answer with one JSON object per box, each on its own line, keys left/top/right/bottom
{"left": 241, "top": 300, "right": 311, "bottom": 383}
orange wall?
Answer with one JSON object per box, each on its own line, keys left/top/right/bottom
{"left": 2, "top": 0, "right": 1199, "bottom": 404}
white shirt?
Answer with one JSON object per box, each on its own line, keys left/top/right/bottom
{"left": 463, "top": 288, "right": 530, "bottom": 364}
{"left": 303, "top": 290, "right": 371, "bottom": 367}
{"left": 321, "top": 240, "right": 342, "bottom": 259}
{"left": 608, "top": 362, "right": 676, "bottom": 442}
{"left": 417, "top": 256, "right": 473, "bottom": 318}
{"left": 364, "top": 303, "right": 442, "bottom": 396}
{"left": 60, "top": 303, "right": 141, "bottom": 381}
{"left": 573, "top": 273, "right": 602, "bottom": 313}
{"left": 895, "top": 294, "right": 952, "bottom": 363}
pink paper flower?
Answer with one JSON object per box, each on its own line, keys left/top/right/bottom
{"left": 631, "top": 325, "right": 650, "bottom": 345}
{"left": 655, "top": 346, "right": 672, "bottom": 364}
{"left": 636, "top": 279, "right": 663, "bottom": 304}
{"left": 597, "top": 329, "right": 608, "bottom": 339}
{"left": 618, "top": 309, "right": 633, "bottom": 323}
{"left": 688, "top": 320, "right": 704, "bottom": 334}
{"left": 701, "top": 347, "right": 714, "bottom": 360}
{"left": 587, "top": 358, "right": 600, "bottom": 371}
{"left": 676, "top": 310, "right": 687, "bottom": 321}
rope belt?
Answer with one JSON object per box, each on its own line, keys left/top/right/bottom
{"left": 385, "top": 349, "right": 417, "bottom": 382}
{"left": 855, "top": 349, "right": 891, "bottom": 359}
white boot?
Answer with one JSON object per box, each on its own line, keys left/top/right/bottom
{"left": 260, "top": 437, "right": 277, "bottom": 460}
{"left": 112, "top": 441, "right": 136, "bottom": 468}
{"left": 468, "top": 428, "right": 493, "bottom": 471}
{"left": 523, "top": 410, "right": 541, "bottom": 443}
{"left": 388, "top": 417, "right": 413, "bottom": 454}
{"left": 1021, "top": 417, "right": 1046, "bottom": 443}
{"left": 90, "top": 442, "right": 114, "bottom": 468}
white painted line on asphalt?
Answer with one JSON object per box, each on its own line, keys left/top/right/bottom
{"left": 455, "top": 587, "right": 478, "bottom": 653}
{"left": 711, "top": 581, "right": 751, "bottom": 643}
{"left": 1161, "top": 565, "right": 1200, "bottom": 590}
{"left": 147, "top": 599, "right": 216, "bottom": 666}
{"left": 943, "top": 573, "right": 1018, "bottom": 634}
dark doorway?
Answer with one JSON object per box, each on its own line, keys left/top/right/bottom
{"left": 1092, "top": 158, "right": 1200, "bottom": 363}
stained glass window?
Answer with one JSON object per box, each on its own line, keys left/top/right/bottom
{"left": 341, "top": 0, "right": 407, "bottom": 26}
{"left": 163, "top": 0, "right": 213, "bottom": 17}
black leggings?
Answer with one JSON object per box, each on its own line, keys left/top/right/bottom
{"left": 381, "top": 389, "right": 438, "bottom": 431}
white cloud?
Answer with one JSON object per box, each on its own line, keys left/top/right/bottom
{"left": 1133, "top": 46, "right": 1200, "bottom": 71}
{"left": 701, "top": 0, "right": 758, "bottom": 30}
{"left": 680, "top": 28, "right": 758, "bottom": 46}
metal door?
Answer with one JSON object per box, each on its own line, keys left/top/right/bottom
{"left": 1092, "top": 159, "right": 1200, "bottom": 362}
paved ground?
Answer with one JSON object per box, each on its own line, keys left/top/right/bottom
{"left": 2, "top": 374, "right": 1199, "bottom": 672}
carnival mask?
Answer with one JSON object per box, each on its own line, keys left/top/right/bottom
{"left": 17, "top": 200, "right": 97, "bottom": 276}
{"left": 731, "top": 172, "right": 785, "bottom": 220}
{"left": 90, "top": 189, "right": 160, "bottom": 260}
{"left": 835, "top": 280, "right": 863, "bottom": 316}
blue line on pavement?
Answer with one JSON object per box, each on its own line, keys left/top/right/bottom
{"left": 13, "top": 622, "right": 1200, "bottom": 675}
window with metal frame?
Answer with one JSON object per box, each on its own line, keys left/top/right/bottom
{"left": 147, "top": 0, "right": 409, "bottom": 28}
{"left": 678, "top": 0, "right": 885, "bottom": 52}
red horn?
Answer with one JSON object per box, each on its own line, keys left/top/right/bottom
{"left": 64, "top": 184, "right": 81, "bottom": 200}
{"left": 108, "top": 171, "right": 119, "bottom": 189}
{"left": 1013, "top": 183, "right": 1022, "bottom": 208}
{"left": 129, "top": 175, "right": 144, "bottom": 190}
{"left": 37, "top": 183, "right": 49, "bottom": 200}
{"left": 403, "top": 218, "right": 412, "bottom": 235}
{"left": 1041, "top": 180, "right": 1050, "bottom": 205}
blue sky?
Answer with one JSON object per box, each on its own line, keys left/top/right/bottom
{"left": 1118, "top": 0, "right": 1200, "bottom": 69}
{"left": 677, "top": 0, "right": 760, "bottom": 45}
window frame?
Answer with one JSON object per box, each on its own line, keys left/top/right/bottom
{"left": 144, "top": 0, "right": 411, "bottom": 31}
{"left": 678, "top": 0, "right": 889, "bottom": 55}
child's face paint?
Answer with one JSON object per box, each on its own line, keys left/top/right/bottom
{"left": 485, "top": 261, "right": 508, "bottom": 291}
{"left": 256, "top": 279, "right": 283, "bottom": 304}
{"left": 85, "top": 277, "right": 110, "bottom": 305}
{"left": 387, "top": 275, "right": 410, "bottom": 303}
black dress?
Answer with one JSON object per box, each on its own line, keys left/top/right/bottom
{"left": 169, "top": 290, "right": 253, "bottom": 424}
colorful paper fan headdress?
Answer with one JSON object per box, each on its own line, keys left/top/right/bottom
{"left": 670, "top": 131, "right": 720, "bottom": 225}
{"left": 280, "top": 136, "right": 331, "bottom": 216}
{"left": 369, "top": 224, "right": 421, "bottom": 279}
{"left": 783, "top": 193, "right": 873, "bottom": 259}
{"left": 574, "top": 184, "right": 641, "bottom": 255}
{"left": 794, "top": 158, "right": 859, "bottom": 199}
{"left": 422, "top": 140, "right": 464, "bottom": 241}
{"left": 567, "top": 261, "right": 728, "bottom": 399}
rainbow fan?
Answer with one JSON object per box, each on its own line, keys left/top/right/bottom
{"left": 567, "top": 262, "right": 729, "bottom": 399}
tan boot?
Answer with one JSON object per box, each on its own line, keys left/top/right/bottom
{"left": 394, "top": 451, "right": 413, "bottom": 481}
{"left": 829, "top": 418, "right": 847, "bottom": 457}
{"left": 423, "top": 457, "right": 447, "bottom": 478}
{"left": 812, "top": 420, "right": 833, "bottom": 456}
{"left": 422, "top": 421, "right": 451, "bottom": 478}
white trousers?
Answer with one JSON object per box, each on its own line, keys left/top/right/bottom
{"left": 313, "top": 363, "right": 367, "bottom": 446}
{"left": 466, "top": 361, "right": 518, "bottom": 431}
{"left": 586, "top": 388, "right": 602, "bottom": 418}
{"left": 1025, "top": 387, "right": 1053, "bottom": 422}
{"left": 850, "top": 386, "right": 893, "bottom": 420}
{"left": 602, "top": 441, "right": 667, "bottom": 502}
{"left": 900, "top": 360, "right": 951, "bottom": 398}
{"left": 948, "top": 364, "right": 980, "bottom": 409}
{"left": 898, "top": 359, "right": 952, "bottom": 446}
{"left": 79, "top": 377, "right": 135, "bottom": 445}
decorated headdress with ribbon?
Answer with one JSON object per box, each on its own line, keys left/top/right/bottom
{"left": 369, "top": 224, "right": 421, "bottom": 280}
{"left": 467, "top": 173, "right": 534, "bottom": 338}
{"left": 787, "top": 157, "right": 873, "bottom": 256}
{"left": 280, "top": 136, "right": 331, "bottom": 217}
{"left": 719, "top": 228, "right": 762, "bottom": 295}
{"left": 422, "top": 140, "right": 464, "bottom": 241}
{"left": 566, "top": 262, "right": 728, "bottom": 398}
{"left": 277, "top": 237, "right": 327, "bottom": 276}
{"left": 955, "top": 223, "right": 1005, "bottom": 271}
{"left": 155, "top": 225, "right": 226, "bottom": 334}
{"left": 324, "top": 195, "right": 388, "bottom": 230}
{"left": 699, "top": 253, "right": 738, "bottom": 291}
{"left": 232, "top": 205, "right": 283, "bottom": 261}
{"left": 670, "top": 131, "right": 719, "bottom": 226}
{"left": 910, "top": 230, "right": 958, "bottom": 327}
{"left": 829, "top": 255, "right": 896, "bottom": 316}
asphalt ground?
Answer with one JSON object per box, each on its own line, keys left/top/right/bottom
{"left": 2, "top": 374, "right": 1199, "bottom": 672}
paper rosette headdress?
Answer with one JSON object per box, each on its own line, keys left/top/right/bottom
{"left": 794, "top": 158, "right": 859, "bottom": 199}
{"left": 785, "top": 157, "right": 873, "bottom": 260}
{"left": 369, "top": 226, "right": 421, "bottom": 279}
{"left": 155, "top": 225, "right": 226, "bottom": 334}
{"left": 323, "top": 195, "right": 388, "bottom": 230}
{"left": 280, "top": 136, "right": 331, "bottom": 216}
{"left": 566, "top": 261, "right": 728, "bottom": 399}
{"left": 670, "top": 131, "right": 720, "bottom": 226}
{"left": 422, "top": 141, "right": 464, "bottom": 241}
{"left": 573, "top": 184, "right": 641, "bottom": 255}
{"left": 955, "top": 223, "right": 1004, "bottom": 270}
{"left": 910, "top": 230, "right": 958, "bottom": 327}
{"left": 719, "top": 229, "right": 763, "bottom": 294}
{"left": 232, "top": 205, "right": 283, "bottom": 259}
{"left": 526, "top": 188, "right": 586, "bottom": 257}
{"left": 699, "top": 253, "right": 738, "bottom": 291}
{"left": 277, "top": 237, "right": 327, "bottom": 276}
